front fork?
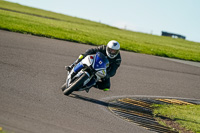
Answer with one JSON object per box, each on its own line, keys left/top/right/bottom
{"left": 73, "top": 62, "right": 84, "bottom": 73}
{"left": 67, "top": 65, "right": 93, "bottom": 89}
{"left": 67, "top": 60, "right": 96, "bottom": 90}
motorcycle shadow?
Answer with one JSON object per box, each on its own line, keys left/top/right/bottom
{"left": 69, "top": 94, "right": 109, "bottom": 107}
{"left": 68, "top": 94, "right": 152, "bottom": 115}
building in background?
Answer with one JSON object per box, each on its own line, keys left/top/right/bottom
{"left": 161, "top": 31, "right": 186, "bottom": 39}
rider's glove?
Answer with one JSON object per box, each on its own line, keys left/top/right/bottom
{"left": 78, "top": 54, "right": 84, "bottom": 60}
{"left": 76, "top": 54, "right": 84, "bottom": 63}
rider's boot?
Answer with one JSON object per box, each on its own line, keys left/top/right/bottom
{"left": 94, "top": 82, "right": 110, "bottom": 91}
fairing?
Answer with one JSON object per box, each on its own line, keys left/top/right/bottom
{"left": 93, "top": 52, "right": 109, "bottom": 71}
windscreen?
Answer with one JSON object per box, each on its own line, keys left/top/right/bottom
{"left": 93, "top": 52, "right": 109, "bottom": 70}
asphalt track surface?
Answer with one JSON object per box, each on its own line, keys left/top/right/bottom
{"left": 0, "top": 30, "right": 200, "bottom": 133}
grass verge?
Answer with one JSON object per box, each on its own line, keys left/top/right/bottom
{"left": 152, "top": 104, "right": 200, "bottom": 133}
{"left": 0, "top": 127, "right": 8, "bottom": 133}
{"left": 0, "top": 0, "right": 200, "bottom": 61}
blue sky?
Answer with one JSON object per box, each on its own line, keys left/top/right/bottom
{"left": 5, "top": 0, "right": 200, "bottom": 43}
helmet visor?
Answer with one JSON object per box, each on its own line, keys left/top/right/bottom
{"left": 107, "top": 47, "right": 119, "bottom": 56}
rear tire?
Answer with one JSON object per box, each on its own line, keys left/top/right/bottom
{"left": 63, "top": 73, "right": 89, "bottom": 95}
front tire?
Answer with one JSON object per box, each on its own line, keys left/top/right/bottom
{"left": 63, "top": 73, "right": 89, "bottom": 95}
{"left": 61, "top": 83, "right": 67, "bottom": 91}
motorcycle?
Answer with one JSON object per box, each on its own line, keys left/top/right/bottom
{"left": 61, "top": 52, "right": 109, "bottom": 95}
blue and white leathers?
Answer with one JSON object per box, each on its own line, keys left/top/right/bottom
{"left": 66, "top": 52, "right": 109, "bottom": 92}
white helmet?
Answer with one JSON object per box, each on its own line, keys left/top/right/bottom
{"left": 106, "top": 40, "right": 120, "bottom": 59}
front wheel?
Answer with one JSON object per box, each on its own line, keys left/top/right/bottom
{"left": 61, "top": 83, "right": 67, "bottom": 91}
{"left": 63, "top": 73, "right": 89, "bottom": 95}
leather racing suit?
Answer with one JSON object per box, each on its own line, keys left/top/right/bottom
{"left": 83, "top": 45, "right": 121, "bottom": 90}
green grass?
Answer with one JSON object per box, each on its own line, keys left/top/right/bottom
{"left": 0, "top": 127, "right": 7, "bottom": 133}
{"left": 0, "top": 0, "right": 200, "bottom": 61}
{"left": 152, "top": 104, "right": 200, "bottom": 133}
{"left": 0, "top": 131, "right": 7, "bottom": 133}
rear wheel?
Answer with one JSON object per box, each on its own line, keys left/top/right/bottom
{"left": 63, "top": 73, "right": 89, "bottom": 95}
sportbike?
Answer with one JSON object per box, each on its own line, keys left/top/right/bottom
{"left": 61, "top": 52, "right": 109, "bottom": 95}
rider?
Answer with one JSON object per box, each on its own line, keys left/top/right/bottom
{"left": 66, "top": 40, "right": 121, "bottom": 91}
